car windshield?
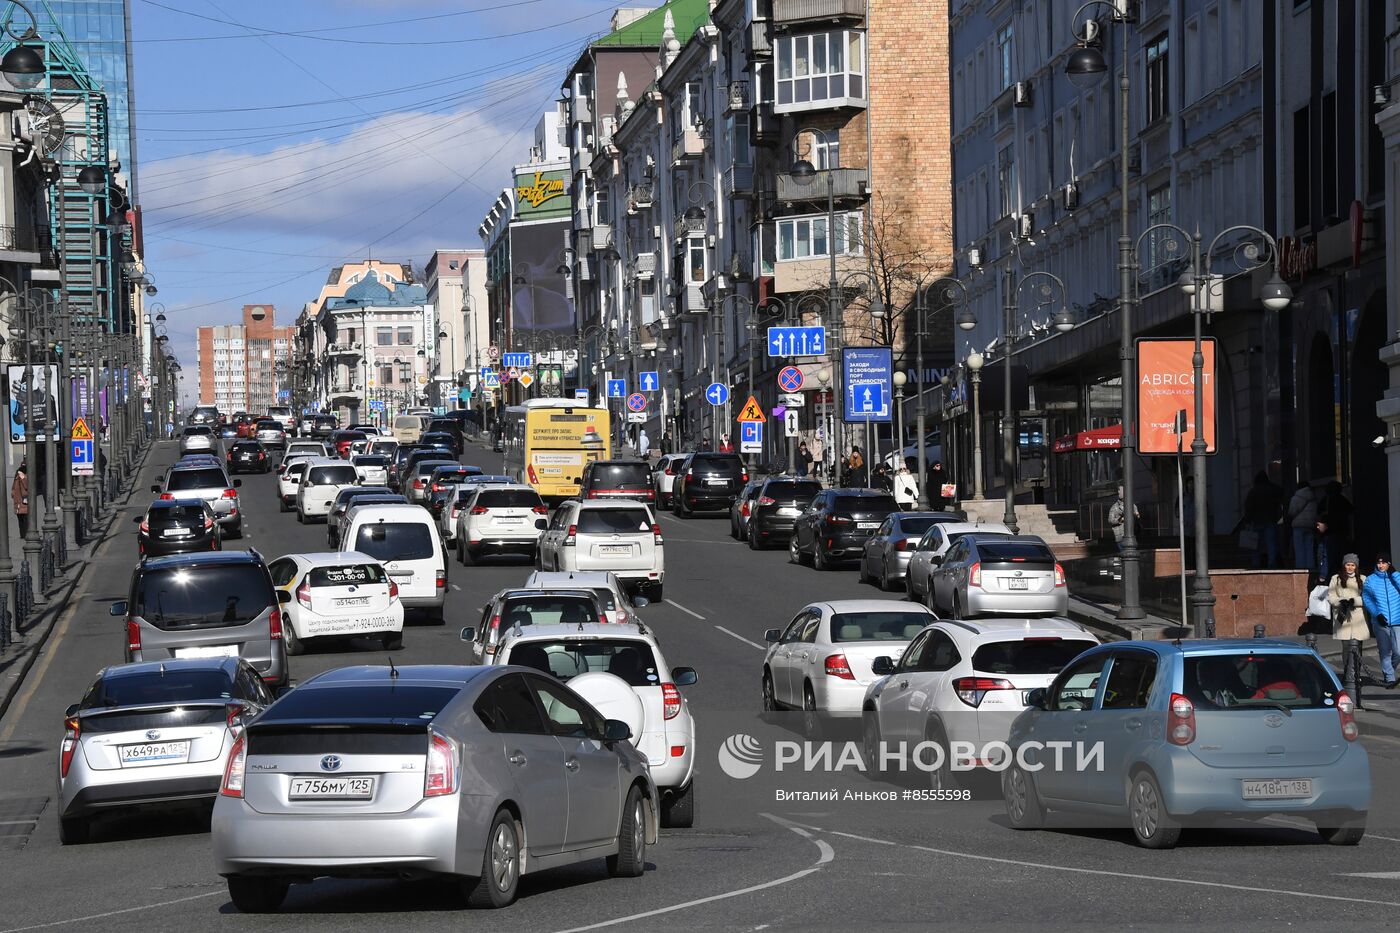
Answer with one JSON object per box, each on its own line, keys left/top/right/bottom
{"left": 830, "top": 611, "right": 933, "bottom": 642}
{"left": 309, "top": 564, "right": 386, "bottom": 586}
{"left": 499, "top": 596, "right": 600, "bottom": 628}
{"left": 353, "top": 522, "right": 433, "bottom": 561}
{"left": 507, "top": 638, "right": 658, "bottom": 685}
{"left": 1184, "top": 653, "right": 1337, "bottom": 710}
{"left": 576, "top": 508, "right": 652, "bottom": 534}
{"left": 973, "top": 639, "right": 1099, "bottom": 675}
{"left": 258, "top": 684, "right": 458, "bottom": 722}
{"left": 590, "top": 464, "right": 651, "bottom": 488}
{"left": 307, "top": 465, "right": 357, "bottom": 486}
{"left": 167, "top": 468, "right": 228, "bottom": 491}
{"left": 87, "top": 670, "right": 235, "bottom": 708}
{"left": 134, "top": 565, "right": 273, "bottom": 629}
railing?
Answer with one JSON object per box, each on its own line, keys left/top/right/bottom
{"left": 775, "top": 167, "right": 868, "bottom": 203}
{"left": 0, "top": 224, "right": 53, "bottom": 254}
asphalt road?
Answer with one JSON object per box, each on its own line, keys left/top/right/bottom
{"left": 3, "top": 438, "right": 1400, "bottom": 931}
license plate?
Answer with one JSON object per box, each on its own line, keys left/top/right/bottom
{"left": 334, "top": 596, "right": 370, "bottom": 607}
{"left": 706, "top": 479, "right": 728, "bottom": 486}
{"left": 174, "top": 645, "right": 238, "bottom": 659}
{"left": 289, "top": 776, "right": 376, "bottom": 799}
{"left": 779, "top": 507, "right": 799, "bottom": 517}
{"left": 600, "top": 544, "right": 632, "bottom": 556}
{"left": 858, "top": 522, "right": 878, "bottom": 529}
{"left": 161, "top": 528, "right": 190, "bottom": 537}
{"left": 390, "top": 572, "right": 413, "bottom": 581}
{"left": 120, "top": 740, "right": 190, "bottom": 765}
{"left": 1242, "top": 778, "right": 1313, "bottom": 800}
{"left": 1007, "top": 578, "right": 1030, "bottom": 590}
{"left": 498, "top": 517, "right": 524, "bottom": 524}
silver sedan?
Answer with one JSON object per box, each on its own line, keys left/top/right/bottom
{"left": 213, "top": 664, "right": 657, "bottom": 912}
{"left": 858, "top": 511, "right": 966, "bottom": 591}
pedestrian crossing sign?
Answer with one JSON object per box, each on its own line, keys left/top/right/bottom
{"left": 736, "top": 395, "right": 766, "bottom": 423}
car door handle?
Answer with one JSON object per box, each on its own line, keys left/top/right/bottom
{"left": 1073, "top": 722, "right": 1088, "bottom": 734}
{"left": 1126, "top": 718, "right": 1143, "bottom": 731}
{"left": 564, "top": 758, "right": 580, "bottom": 772}
{"left": 899, "top": 680, "right": 909, "bottom": 689}
{"left": 508, "top": 752, "right": 527, "bottom": 766}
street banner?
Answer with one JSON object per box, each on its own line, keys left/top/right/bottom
{"left": 1136, "top": 338, "right": 1216, "bottom": 455}
{"left": 7, "top": 364, "right": 58, "bottom": 443}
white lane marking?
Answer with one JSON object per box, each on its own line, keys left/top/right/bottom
{"left": 1342, "top": 871, "right": 1400, "bottom": 879}
{"left": 781, "top": 819, "right": 1400, "bottom": 909}
{"left": 451, "top": 584, "right": 461, "bottom": 591}
{"left": 547, "top": 813, "right": 833, "bottom": 933}
{"left": 1264, "top": 814, "right": 1400, "bottom": 844}
{"left": 714, "top": 626, "right": 766, "bottom": 651}
{"left": 0, "top": 820, "right": 36, "bottom": 826}
{"left": 664, "top": 598, "right": 705, "bottom": 620}
{"left": 0, "top": 891, "right": 222, "bottom": 932}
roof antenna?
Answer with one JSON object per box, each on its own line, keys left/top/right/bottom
{"left": 388, "top": 656, "right": 399, "bottom": 679}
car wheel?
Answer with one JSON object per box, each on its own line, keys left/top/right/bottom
{"left": 461, "top": 543, "right": 474, "bottom": 566}
{"left": 464, "top": 809, "right": 521, "bottom": 908}
{"left": 813, "top": 543, "right": 830, "bottom": 572}
{"left": 729, "top": 518, "right": 739, "bottom": 539}
{"left": 1003, "top": 762, "right": 1046, "bottom": 830}
{"left": 662, "top": 781, "right": 694, "bottom": 829}
{"left": 789, "top": 536, "right": 810, "bottom": 567}
{"left": 606, "top": 785, "right": 647, "bottom": 878}
{"left": 879, "top": 560, "right": 894, "bottom": 592}
{"left": 381, "top": 632, "right": 404, "bottom": 651}
{"left": 862, "top": 711, "right": 883, "bottom": 775}
{"left": 905, "top": 572, "right": 918, "bottom": 602}
{"left": 802, "top": 684, "right": 823, "bottom": 740}
{"left": 946, "top": 592, "right": 960, "bottom": 619}
{"left": 226, "top": 521, "right": 243, "bottom": 540}
{"left": 296, "top": 510, "right": 305, "bottom": 524}
{"left": 648, "top": 584, "right": 663, "bottom": 602}
{"left": 747, "top": 529, "right": 760, "bottom": 550}
{"left": 58, "top": 814, "right": 91, "bottom": 845}
{"left": 857, "top": 556, "right": 871, "bottom": 584}
{"left": 762, "top": 670, "right": 778, "bottom": 713}
{"left": 1128, "top": 771, "right": 1181, "bottom": 849}
{"left": 1317, "top": 814, "right": 1367, "bottom": 846}
{"left": 925, "top": 722, "right": 957, "bottom": 791}
{"left": 283, "top": 622, "right": 305, "bottom": 657}
{"left": 227, "top": 876, "right": 289, "bottom": 913}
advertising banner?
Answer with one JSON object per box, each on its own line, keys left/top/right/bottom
{"left": 509, "top": 219, "right": 572, "bottom": 331}
{"left": 1136, "top": 338, "right": 1216, "bottom": 455}
{"left": 7, "top": 364, "right": 58, "bottom": 442}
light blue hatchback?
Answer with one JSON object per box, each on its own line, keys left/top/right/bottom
{"left": 1002, "top": 639, "right": 1370, "bottom": 848}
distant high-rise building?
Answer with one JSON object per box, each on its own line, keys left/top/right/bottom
{"left": 197, "top": 306, "right": 293, "bottom": 414}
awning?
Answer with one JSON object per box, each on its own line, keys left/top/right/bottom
{"left": 1052, "top": 424, "right": 1123, "bottom": 453}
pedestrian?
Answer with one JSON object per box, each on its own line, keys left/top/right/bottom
{"left": 871, "top": 462, "right": 892, "bottom": 492}
{"left": 718, "top": 433, "right": 734, "bottom": 453}
{"left": 701, "top": 434, "right": 711, "bottom": 450}
{"left": 1314, "top": 519, "right": 1331, "bottom": 580}
{"left": 1108, "top": 485, "right": 1139, "bottom": 550}
{"left": 893, "top": 462, "right": 918, "bottom": 508}
{"left": 11, "top": 459, "right": 27, "bottom": 539}
{"left": 848, "top": 445, "right": 866, "bottom": 487}
{"left": 807, "top": 433, "right": 824, "bottom": 478}
{"left": 1240, "top": 471, "right": 1284, "bottom": 568}
{"left": 1305, "top": 571, "right": 1332, "bottom": 636}
{"left": 1286, "top": 478, "right": 1319, "bottom": 570}
{"left": 637, "top": 427, "right": 650, "bottom": 460}
{"left": 1317, "top": 482, "right": 1355, "bottom": 582}
{"left": 660, "top": 430, "right": 673, "bottom": 455}
{"left": 1362, "top": 552, "right": 1400, "bottom": 688}
{"left": 927, "top": 461, "right": 947, "bottom": 510}
{"left": 1328, "top": 554, "right": 1370, "bottom": 640}
{"left": 796, "top": 441, "right": 813, "bottom": 477}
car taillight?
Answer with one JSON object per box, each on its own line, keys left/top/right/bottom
{"left": 740, "top": 503, "right": 750, "bottom": 517}
{"left": 1054, "top": 563, "right": 1066, "bottom": 587}
{"left": 470, "top": 505, "right": 488, "bottom": 515}
{"left": 828, "top": 515, "right": 852, "bottom": 524}
{"left": 269, "top": 608, "right": 283, "bottom": 641}
{"left": 757, "top": 496, "right": 776, "bottom": 506}
{"left": 220, "top": 733, "right": 246, "bottom": 797}
{"left": 662, "top": 683, "right": 682, "bottom": 719}
{"left": 896, "top": 538, "right": 909, "bottom": 551}
{"left": 1168, "top": 693, "right": 1196, "bottom": 745}
{"left": 126, "top": 619, "right": 141, "bottom": 653}
{"left": 60, "top": 715, "right": 80, "bottom": 778}
{"left": 824, "top": 653, "right": 854, "bottom": 680}
{"left": 652, "top": 523, "right": 663, "bottom": 543}
{"left": 953, "top": 676, "right": 1014, "bottom": 707}
{"left": 969, "top": 562, "right": 982, "bottom": 587}
{"left": 139, "top": 518, "right": 150, "bottom": 533}
{"left": 531, "top": 505, "right": 548, "bottom": 514}
{"left": 225, "top": 702, "right": 246, "bottom": 729}
{"left": 158, "top": 493, "right": 174, "bottom": 501}
{"left": 388, "top": 579, "right": 399, "bottom": 600}
{"left": 221, "top": 488, "right": 237, "bottom": 499}
{"left": 1338, "top": 690, "right": 1359, "bottom": 741}
{"left": 432, "top": 483, "right": 444, "bottom": 492}
{"left": 686, "top": 469, "right": 694, "bottom": 478}
{"left": 257, "top": 451, "right": 266, "bottom": 459}
{"left": 413, "top": 479, "right": 426, "bottom": 488}
{"left": 564, "top": 524, "right": 576, "bottom": 546}
{"left": 435, "top": 569, "right": 446, "bottom": 590}
{"left": 664, "top": 466, "right": 675, "bottom": 476}
{"left": 204, "top": 517, "right": 214, "bottom": 531}
{"left": 425, "top": 731, "right": 458, "bottom": 797}
{"left": 296, "top": 580, "right": 312, "bottom": 608}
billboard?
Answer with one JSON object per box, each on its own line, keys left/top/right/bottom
{"left": 509, "top": 219, "right": 572, "bottom": 332}
{"left": 513, "top": 168, "right": 570, "bottom": 219}
{"left": 1136, "top": 338, "right": 1216, "bottom": 455}
{"left": 7, "top": 364, "right": 58, "bottom": 442}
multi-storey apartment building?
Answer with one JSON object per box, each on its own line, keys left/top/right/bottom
{"left": 425, "top": 249, "right": 481, "bottom": 409}
{"left": 195, "top": 305, "right": 292, "bottom": 415}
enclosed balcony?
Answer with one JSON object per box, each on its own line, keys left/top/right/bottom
{"left": 772, "top": 0, "right": 866, "bottom": 27}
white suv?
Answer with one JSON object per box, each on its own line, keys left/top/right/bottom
{"left": 453, "top": 483, "right": 547, "bottom": 563}
{"left": 522, "top": 570, "right": 648, "bottom": 624}
{"left": 296, "top": 458, "right": 359, "bottom": 523}
{"left": 537, "top": 500, "right": 665, "bottom": 600}
{"left": 862, "top": 617, "right": 1098, "bottom": 789}
{"left": 487, "top": 621, "right": 697, "bottom": 827}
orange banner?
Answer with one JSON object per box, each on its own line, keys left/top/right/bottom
{"left": 1136, "top": 338, "right": 1216, "bottom": 455}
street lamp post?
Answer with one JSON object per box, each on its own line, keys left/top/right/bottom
{"left": 892, "top": 371, "right": 907, "bottom": 478}
{"left": 967, "top": 351, "right": 985, "bottom": 500}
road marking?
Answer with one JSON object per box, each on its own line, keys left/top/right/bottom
{"left": 451, "top": 584, "right": 461, "bottom": 591}
{"left": 0, "top": 890, "right": 222, "bottom": 932}
{"left": 780, "top": 819, "right": 1400, "bottom": 908}
{"left": 664, "top": 598, "right": 705, "bottom": 620}
{"left": 1342, "top": 871, "right": 1400, "bottom": 879}
{"left": 0, "top": 819, "right": 35, "bottom": 826}
{"left": 1263, "top": 814, "right": 1400, "bottom": 844}
{"left": 714, "top": 625, "right": 766, "bottom": 650}
{"left": 547, "top": 813, "right": 833, "bottom": 933}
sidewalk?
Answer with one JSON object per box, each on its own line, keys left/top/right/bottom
{"left": 0, "top": 441, "right": 153, "bottom": 721}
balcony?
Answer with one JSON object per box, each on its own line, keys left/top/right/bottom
{"left": 775, "top": 167, "right": 868, "bottom": 204}
{"left": 633, "top": 252, "right": 656, "bottom": 279}
{"left": 673, "top": 212, "right": 706, "bottom": 241}
{"left": 671, "top": 127, "right": 705, "bottom": 165}
{"left": 678, "top": 284, "right": 708, "bottom": 316}
{"left": 569, "top": 94, "right": 592, "bottom": 125}
{"left": 329, "top": 381, "right": 363, "bottom": 397}
{"left": 722, "top": 164, "right": 755, "bottom": 199}
{"left": 0, "top": 224, "right": 51, "bottom": 262}
{"left": 725, "top": 81, "right": 750, "bottom": 114}
{"left": 325, "top": 341, "right": 363, "bottom": 356}
{"left": 627, "top": 182, "right": 654, "bottom": 212}
{"left": 773, "top": 0, "right": 866, "bottom": 26}
{"left": 773, "top": 254, "right": 865, "bottom": 294}
{"left": 748, "top": 20, "right": 772, "bottom": 58}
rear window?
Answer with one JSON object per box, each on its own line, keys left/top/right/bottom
{"left": 184, "top": 426, "right": 212, "bottom": 436}
{"left": 134, "top": 564, "right": 274, "bottom": 629}
{"left": 308, "top": 465, "right": 357, "bottom": 485}
{"left": 499, "top": 596, "right": 601, "bottom": 628}
{"left": 353, "top": 455, "right": 389, "bottom": 466}
{"left": 507, "top": 639, "right": 658, "bottom": 686}
{"left": 394, "top": 416, "right": 422, "bottom": 429}
{"left": 167, "top": 468, "right": 228, "bottom": 491}
{"left": 354, "top": 522, "right": 434, "bottom": 561}
{"left": 1184, "top": 653, "right": 1337, "bottom": 710}
{"left": 576, "top": 508, "right": 652, "bottom": 534}
{"left": 830, "top": 611, "right": 934, "bottom": 642}
{"left": 833, "top": 495, "right": 898, "bottom": 513}
{"left": 309, "top": 564, "right": 386, "bottom": 587}
{"left": 260, "top": 684, "right": 457, "bottom": 722}
{"left": 977, "top": 542, "right": 1055, "bottom": 563}
{"left": 149, "top": 505, "right": 207, "bottom": 524}
{"left": 894, "top": 517, "right": 943, "bottom": 535}
{"left": 314, "top": 416, "right": 337, "bottom": 427}
{"left": 972, "top": 638, "right": 1098, "bottom": 675}
{"left": 690, "top": 454, "right": 743, "bottom": 474}
{"left": 478, "top": 489, "right": 544, "bottom": 508}
{"left": 589, "top": 464, "right": 651, "bottom": 488}
{"left": 764, "top": 480, "right": 822, "bottom": 501}
{"left": 230, "top": 442, "right": 261, "bottom": 451}
{"left": 414, "top": 460, "right": 455, "bottom": 476}
{"left": 432, "top": 468, "right": 469, "bottom": 482}
{"left": 284, "top": 462, "right": 309, "bottom": 477}
{"left": 86, "top": 670, "right": 235, "bottom": 708}
{"left": 256, "top": 421, "right": 280, "bottom": 430}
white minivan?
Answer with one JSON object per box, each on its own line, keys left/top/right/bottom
{"left": 339, "top": 503, "right": 447, "bottom": 621}
{"left": 296, "top": 458, "right": 359, "bottom": 523}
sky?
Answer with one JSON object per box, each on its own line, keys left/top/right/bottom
{"left": 129, "top": 0, "right": 618, "bottom": 400}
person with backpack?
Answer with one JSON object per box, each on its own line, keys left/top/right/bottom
{"left": 1362, "top": 552, "right": 1400, "bottom": 688}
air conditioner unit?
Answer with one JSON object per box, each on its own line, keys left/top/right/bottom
{"left": 1012, "top": 80, "right": 1032, "bottom": 107}
{"left": 635, "top": 251, "right": 656, "bottom": 279}
{"left": 1017, "top": 212, "right": 1034, "bottom": 239}
{"left": 1062, "top": 181, "right": 1080, "bottom": 212}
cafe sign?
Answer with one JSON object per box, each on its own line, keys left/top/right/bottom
{"left": 514, "top": 169, "right": 568, "bottom": 217}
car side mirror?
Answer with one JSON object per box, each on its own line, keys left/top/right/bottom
{"left": 671, "top": 666, "right": 697, "bottom": 686}
{"left": 150, "top": 484, "right": 159, "bottom": 492}
{"left": 1026, "top": 687, "right": 1047, "bottom": 710}
{"left": 603, "top": 719, "right": 632, "bottom": 743}
{"left": 109, "top": 601, "right": 127, "bottom": 616}
{"left": 871, "top": 656, "right": 895, "bottom": 676}
{"left": 764, "top": 628, "right": 781, "bottom": 643}
{"left": 929, "top": 555, "right": 943, "bottom": 566}
{"left": 65, "top": 703, "right": 79, "bottom": 718}
{"left": 276, "top": 590, "right": 292, "bottom": 604}
{"left": 460, "top": 626, "right": 476, "bottom": 643}
{"left": 232, "top": 479, "right": 243, "bottom": 488}
{"left": 632, "top": 596, "right": 649, "bottom": 608}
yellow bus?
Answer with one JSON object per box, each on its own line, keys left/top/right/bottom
{"left": 501, "top": 398, "right": 611, "bottom": 501}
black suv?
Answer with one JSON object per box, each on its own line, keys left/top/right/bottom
{"left": 309, "top": 414, "right": 338, "bottom": 439}
{"left": 790, "top": 488, "right": 899, "bottom": 570}
{"left": 134, "top": 499, "right": 220, "bottom": 558}
{"left": 225, "top": 440, "right": 270, "bottom": 474}
{"left": 672, "top": 452, "right": 747, "bottom": 516}
{"left": 742, "top": 476, "right": 823, "bottom": 549}
{"left": 579, "top": 459, "right": 656, "bottom": 505}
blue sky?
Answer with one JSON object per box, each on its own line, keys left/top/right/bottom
{"left": 131, "top": 0, "right": 617, "bottom": 394}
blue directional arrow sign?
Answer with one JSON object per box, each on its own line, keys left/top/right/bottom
{"left": 767, "top": 326, "right": 827, "bottom": 358}
{"left": 705, "top": 382, "right": 729, "bottom": 406}
{"left": 638, "top": 371, "right": 659, "bottom": 393}
{"left": 607, "top": 379, "right": 627, "bottom": 398}
{"left": 849, "top": 381, "right": 887, "bottom": 417}
{"left": 841, "top": 347, "right": 892, "bottom": 423}
{"left": 479, "top": 366, "right": 494, "bottom": 379}
{"left": 502, "top": 352, "right": 533, "bottom": 369}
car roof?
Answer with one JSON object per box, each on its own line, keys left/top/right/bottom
{"left": 302, "top": 457, "right": 347, "bottom": 467}
{"left": 345, "top": 503, "right": 435, "bottom": 521}
{"left": 502, "top": 623, "right": 655, "bottom": 644}
{"left": 286, "top": 550, "right": 383, "bottom": 567}
{"left": 168, "top": 462, "right": 228, "bottom": 475}
{"left": 807, "top": 599, "right": 937, "bottom": 615}
{"left": 100, "top": 656, "right": 240, "bottom": 680}
{"left": 300, "top": 665, "right": 487, "bottom": 688}
{"left": 925, "top": 522, "right": 1017, "bottom": 536}
{"left": 828, "top": 488, "right": 897, "bottom": 497}
{"left": 1101, "top": 638, "right": 1320, "bottom": 657}
{"left": 574, "top": 499, "right": 655, "bottom": 511}
{"left": 148, "top": 497, "right": 208, "bottom": 509}
{"left": 141, "top": 549, "right": 265, "bottom": 569}
{"left": 494, "top": 587, "right": 601, "bottom": 602}
{"left": 967, "top": 534, "right": 1048, "bottom": 547}
{"left": 525, "top": 570, "right": 620, "bottom": 588}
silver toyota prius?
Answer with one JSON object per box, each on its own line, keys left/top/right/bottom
{"left": 212, "top": 664, "right": 658, "bottom": 912}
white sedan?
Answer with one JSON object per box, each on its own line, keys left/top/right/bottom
{"left": 266, "top": 551, "right": 404, "bottom": 654}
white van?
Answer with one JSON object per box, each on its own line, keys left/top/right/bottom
{"left": 391, "top": 414, "right": 428, "bottom": 444}
{"left": 296, "top": 458, "right": 359, "bottom": 523}
{"left": 340, "top": 503, "right": 447, "bottom": 621}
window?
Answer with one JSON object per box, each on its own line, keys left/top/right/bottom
{"left": 685, "top": 81, "right": 703, "bottom": 126}
{"left": 397, "top": 327, "right": 414, "bottom": 346}
{"left": 925, "top": 631, "right": 962, "bottom": 671}
{"left": 687, "top": 238, "right": 707, "bottom": 283}
{"left": 997, "top": 145, "right": 1016, "bottom": 218}
{"left": 1293, "top": 105, "right": 1311, "bottom": 230}
{"left": 399, "top": 362, "right": 413, "bottom": 383}
{"left": 1144, "top": 33, "right": 1168, "bottom": 124}
{"left": 527, "top": 674, "right": 603, "bottom": 738}
{"left": 353, "top": 522, "right": 434, "bottom": 561}
{"left": 376, "top": 327, "right": 393, "bottom": 346}
{"left": 379, "top": 364, "right": 393, "bottom": 384}
{"left": 474, "top": 673, "right": 547, "bottom": 734}
{"left": 596, "top": 187, "right": 611, "bottom": 224}
{"left": 1048, "top": 655, "right": 1106, "bottom": 711}
{"left": 1145, "top": 184, "right": 1172, "bottom": 284}
{"left": 776, "top": 212, "right": 863, "bottom": 261}
{"left": 728, "top": 112, "right": 752, "bottom": 166}
{"left": 997, "top": 23, "right": 1014, "bottom": 91}
{"left": 1101, "top": 652, "right": 1158, "bottom": 709}
{"left": 814, "top": 130, "right": 839, "bottom": 170}
{"left": 774, "top": 29, "right": 866, "bottom": 112}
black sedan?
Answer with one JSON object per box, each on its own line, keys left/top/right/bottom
{"left": 134, "top": 499, "right": 221, "bottom": 557}
{"left": 225, "top": 441, "right": 271, "bottom": 474}
{"left": 419, "top": 430, "right": 461, "bottom": 457}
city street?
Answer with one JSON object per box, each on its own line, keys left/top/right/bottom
{"left": 0, "top": 437, "right": 1399, "bottom": 931}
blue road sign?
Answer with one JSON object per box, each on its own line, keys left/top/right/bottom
{"left": 607, "top": 379, "right": 627, "bottom": 398}
{"left": 368, "top": 400, "right": 384, "bottom": 412}
{"left": 638, "top": 371, "right": 659, "bottom": 392}
{"left": 705, "top": 382, "right": 730, "bottom": 406}
{"left": 502, "top": 352, "right": 533, "bottom": 369}
{"left": 740, "top": 421, "right": 762, "bottom": 450}
{"left": 777, "top": 366, "right": 804, "bottom": 392}
{"left": 70, "top": 438, "right": 93, "bottom": 476}
{"left": 767, "top": 326, "right": 827, "bottom": 358}
{"left": 479, "top": 366, "right": 494, "bottom": 379}
{"left": 277, "top": 389, "right": 291, "bottom": 400}
{"left": 483, "top": 372, "right": 500, "bottom": 388}
{"left": 574, "top": 388, "right": 590, "bottom": 401}
{"left": 626, "top": 392, "right": 647, "bottom": 413}
{"left": 842, "top": 347, "right": 893, "bottom": 423}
